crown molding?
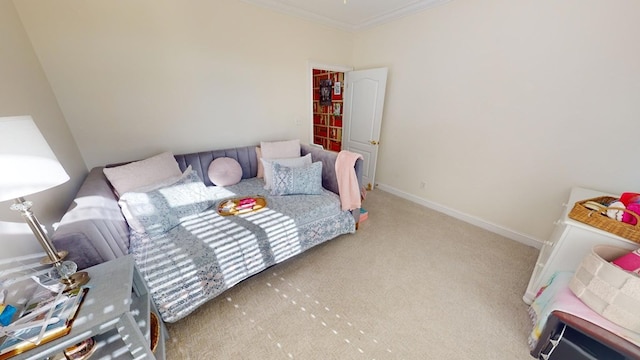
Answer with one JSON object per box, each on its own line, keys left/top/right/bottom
{"left": 356, "top": 0, "right": 451, "bottom": 30}
{"left": 240, "top": 0, "right": 356, "bottom": 31}
{"left": 241, "top": 0, "right": 452, "bottom": 32}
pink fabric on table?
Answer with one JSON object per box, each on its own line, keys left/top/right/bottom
{"left": 622, "top": 203, "right": 640, "bottom": 225}
{"left": 335, "top": 150, "right": 363, "bottom": 211}
{"left": 612, "top": 248, "right": 640, "bottom": 274}
{"left": 620, "top": 192, "right": 640, "bottom": 206}
{"left": 528, "top": 272, "right": 640, "bottom": 351}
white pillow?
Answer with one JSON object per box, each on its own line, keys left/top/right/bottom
{"left": 208, "top": 157, "right": 243, "bottom": 186}
{"left": 260, "top": 139, "right": 300, "bottom": 160}
{"left": 261, "top": 153, "right": 312, "bottom": 190}
{"left": 103, "top": 152, "right": 182, "bottom": 197}
{"left": 256, "top": 147, "right": 264, "bottom": 178}
{"left": 132, "top": 165, "right": 192, "bottom": 193}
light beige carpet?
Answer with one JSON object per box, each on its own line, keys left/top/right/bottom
{"left": 165, "top": 189, "right": 539, "bottom": 359}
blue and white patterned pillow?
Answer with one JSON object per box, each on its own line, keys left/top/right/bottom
{"left": 119, "top": 170, "right": 213, "bottom": 235}
{"left": 270, "top": 161, "right": 323, "bottom": 196}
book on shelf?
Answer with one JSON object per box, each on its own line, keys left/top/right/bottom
{"left": 0, "top": 286, "right": 89, "bottom": 359}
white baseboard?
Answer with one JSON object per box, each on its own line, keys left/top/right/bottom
{"left": 374, "top": 183, "right": 544, "bottom": 249}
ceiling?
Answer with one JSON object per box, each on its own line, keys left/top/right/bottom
{"left": 241, "top": 0, "right": 452, "bottom": 31}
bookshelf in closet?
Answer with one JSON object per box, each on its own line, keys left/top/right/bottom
{"left": 312, "top": 69, "right": 344, "bottom": 152}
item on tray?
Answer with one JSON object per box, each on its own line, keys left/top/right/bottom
{"left": 0, "top": 287, "right": 89, "bottom": 358}
{"left": 236, "top": 197, "right": 257, "bottom": 210}
{"left": 0, "top": 304, "right": 16, "bottom": 326}
{"left": 622, "top": 203, "right": 640, "bottom": 226}
{"left": 611, "top": 248, "right": 640, "bottom": 274}
{"left": 620, "top": 192, "right": 640, "bottom": 207}
{"left": 583, "top": 200, "right": 603, "bottom": 211}
{"left": 607, "top": 201, "right": 626, "bottom": 222}
{"left": 221, "top": 200, "right": 235, "bottom": 211}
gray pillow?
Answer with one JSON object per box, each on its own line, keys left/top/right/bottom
{"left": 260, "top": 153, "right": 312, "bottom": 190}
{"left": 118, "top": 170, "right": 213, "bottom": 235}
{"left": 270, "top": 161, "right": 323, "bottom": 196}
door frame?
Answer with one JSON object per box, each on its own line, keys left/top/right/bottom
{"left": 307, "top": 61, "right": 353, "bottom": 147}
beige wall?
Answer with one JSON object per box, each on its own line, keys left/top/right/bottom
{"left": 0, "top": 0, "right": 87, "bottom": 258}
{"left": 354, "top": 0, "right": 640, "bottom": 241}
{"left": 14, "top": 0, "right": 354, "bottom": 169}
{"left": 11, "top": 0, "right": 640, "bottom": 247}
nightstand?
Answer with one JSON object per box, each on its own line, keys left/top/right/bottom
{"left": 523, "top": 187, "right": 640, "bottom": 304}
{"left": 11, "top": 255, "right": 165, "bottom": 360}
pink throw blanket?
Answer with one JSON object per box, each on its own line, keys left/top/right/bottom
{"left": 335, "top": 150, "right": 363, "bottom": 211}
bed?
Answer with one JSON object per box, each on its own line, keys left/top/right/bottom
{"left": 51, "top": 143, "right": 363, "bottom": 323}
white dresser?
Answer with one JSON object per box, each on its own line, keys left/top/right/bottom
{"left": 523, "top": 187, "right": 640, "bottom": 304}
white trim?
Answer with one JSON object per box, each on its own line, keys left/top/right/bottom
{"left": 375, "top": 183, "right": 544, "bottom": 249}
{"left": 240, "top": 0, "right": 356, "bottom": 31}
{"left": 307, "top": 62, "right": 353, "bottom": 147}
{"left": 357, "top": 0, "right": 452, "bottom": 30}
{"left": 241, "top": 0, "right": 452, "bottom": 31}
{"left": 308, "top": 62, "right": 353, "bottom": 73}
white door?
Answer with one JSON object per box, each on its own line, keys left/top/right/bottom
{"left": 342, "top": 67, "right": 388, "bottom": 190}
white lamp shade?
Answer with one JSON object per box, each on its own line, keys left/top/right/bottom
{"left": 0, "top": 116, "right": 70, "bottom": 202}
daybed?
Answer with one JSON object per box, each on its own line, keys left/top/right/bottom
{"left": 51, "top": 143, "right": 363, "bottom": 323}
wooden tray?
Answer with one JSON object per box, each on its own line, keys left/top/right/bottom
{"left": 217, "top": 196, "right": 267, "bottom": 216}
{"left": 568, "top": 196, "right": 640, "bottom": 243}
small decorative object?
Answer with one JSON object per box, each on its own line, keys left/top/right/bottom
{"left": 359, "top": 208, "right": 368, "bottom": 222}
{"left": 0, "top": 305, "right": 16, "bottom": 327}
{"left": 333, "top": 103, "right": 341, "bottom": 115}
{"left": 0, "top": 116, "right": 89, "bottom": 290}
{"left": 150, "top": 312, "right": 160, "bottom": 353}
{"left": 334, "top": 81, "right": 341, "bottom": 95}
{"left": 63, "top": 337, "right": 96, "bottom": 360}
{"left": 319, "top": 79, "right": 333, "bottom": 106}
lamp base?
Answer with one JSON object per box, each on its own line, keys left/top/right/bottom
{"left": 61, "top": 271, "right": 90, "bottom": 290}
{"left": 40, "top": 250, "right": 69, "bottom": 266}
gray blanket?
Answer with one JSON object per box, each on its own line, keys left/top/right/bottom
{"left": 128, "top": 178, "right": 355, "bottom": 323}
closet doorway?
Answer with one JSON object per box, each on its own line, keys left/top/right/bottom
{"left": 308, "top": 63, "right": 388, "bottom": 190}
{"left": 311, "top": 68, "right": 347, "bottom": 151}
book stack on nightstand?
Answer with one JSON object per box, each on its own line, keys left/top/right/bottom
{"left": 2, "top": 255, "right": 165, "bottom": 360}
{"left": 359, "top": 208, "right": 368, "bottom": 222}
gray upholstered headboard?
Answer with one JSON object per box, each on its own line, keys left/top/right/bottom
{"left": 174, "top": 146, "right": 260, "bottom": 186}
{"left": 52, "top": 144, "right": 363, "bottom": 270}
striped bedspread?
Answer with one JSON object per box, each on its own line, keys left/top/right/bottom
{"left": 128, "top": 178, "right": 355, "bottom": 323}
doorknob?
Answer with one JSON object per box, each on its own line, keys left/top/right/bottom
{"left": 369, "top": 140, "right": 379, "bottom": 145}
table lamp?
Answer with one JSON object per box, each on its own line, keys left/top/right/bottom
{"left": 0, "top": 116, "right": 88, "bottom": 289}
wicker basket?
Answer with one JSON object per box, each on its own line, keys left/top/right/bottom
{"left": 569, "top": 245, "right": 640, "bottom": 333}
{"left": 568, "top": 196, "right": 640, "bottom": 244}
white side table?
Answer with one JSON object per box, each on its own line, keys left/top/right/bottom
{"left": 523, "top": 187, "right": 640, "bottom": 304}
{"left": 11, "top": 255, "right": 165, "bottom": 360}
